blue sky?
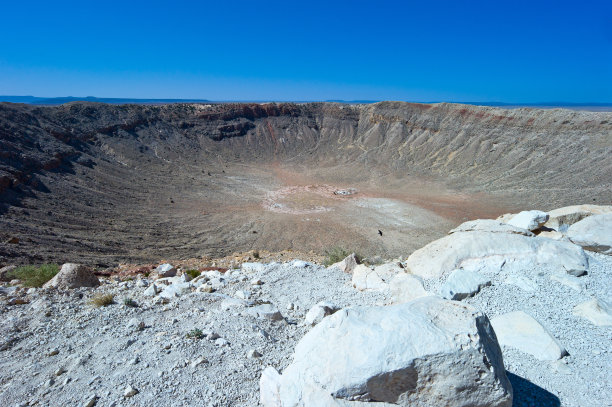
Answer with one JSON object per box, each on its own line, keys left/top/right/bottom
{"left": 0, "top": 0, "right": 610, "bottom": 102}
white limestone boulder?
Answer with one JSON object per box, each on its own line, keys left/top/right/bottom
{"left": 544, "top": 204, "right": 612, "bottom": 232}
{"left": 43, "top": 263, "right": 99, "bottom": 289}
{"left": 491, "top": 311, "right": 567, "bottom": 361}
{"left": 261, "top": 296, "right": 512, "bottom": 407}
{"left": 507, "top": 210, "right": 549, "bottom": 231}
{"left": 351, "top": 263, "right": 402, "bottom": 292}
{"left": 573, "top": 298, "right": 612, "bottom": 326}
{"left": 566, "top": 214, "right": 612, "bottom": 255}
{"left": 405, "top": 231, "right": 588, "bottom": 279}
{"left": 439, "top": 269, "right": 491, "bottom": 300}
{"left": 389, "top": 273, "right": 430, "bottom": 304}
{"left": 449, "top": 219, "right": 534, "bottom": 236}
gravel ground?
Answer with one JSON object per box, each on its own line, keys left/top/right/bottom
{"left": 0, "top": 253, "right": 610, "bottom": 406}
{"left": 0, "top": 262, "right": 386, "bottom": 407}
{"left": 424, "top": 251, "right": 612, "bottom": 407}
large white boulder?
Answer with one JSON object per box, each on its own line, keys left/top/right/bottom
{"left": 491, "top": 311, "right": 567, "bottom": 361}
{"left": 261, "top": 296, "right": 512, "bottom": 407}
{"left": 351, "top": 263, "right": 402, "bottom": 292}
{"left": 544, "top": 204, "right": 612, "bottom": 232}
{"left": 449, "top": 219, "right": 534, "bottom": 236}
{"left": 573, "top": 298, "right": 612, "bottom": 326}
{"left": 507, "top": 210, "right": 549, "bottom": 231}
{"left": 566, "top": 214, "right": 612, "bottom": 255}
{"left": 439, "top": 269, "right": 491, "bottom": 300}
{"left": 388, "top": 273, "right": 429, "bottom": 304}
{"left": 43, "top": 263, "right": 99, "bottom": 289}
{"left": 405, "top": 231, "right": 588, "bottom": 279}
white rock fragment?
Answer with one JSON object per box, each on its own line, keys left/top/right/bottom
{"left": 262, "top": 296, "right": 512, "bottom": 406}
{"left": 304, "top": 302, "right": 339, "bottom": 326}
{"left": 124, "top": 385, "right": 139, "bottom": 397}
{"left": 388, "top": 273, "right": 430, "bottom": 304}
{"left": 507, "top": 210, "right": 549, "bottom": 231}
{"left": 491, "top": 311, "right": 567, "bottom": 361}
{"left": 573, "top": 298, "right": 612, "bottom": 326}
{"left": 439, "top": 269, "right": 491, "bottom": 300}
{"left": 290, "top": 260, "right": 308, "bottom": 268}
{"left": 143, "top": 283, "right": 159, "bottom": 297}
{"left": 191, "top": 357, "right": 208, "bottom": 368}
{"left": 329, "top": 253, "right": 360, "bottom": 273}
{"left": 155, "top": 263, "right": 176, "bottom": 277}
{"left": 83, "top": 394, "right": 98, "bottom": 407}
{"left": 248, "top": 304, "right": 284, "bottom": 321}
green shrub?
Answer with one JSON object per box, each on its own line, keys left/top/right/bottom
{"left": 184, "top": 269, "right": 201, "bottom": 279}
{"left": 6, "top": 264, "right": 59, "bottom": 287}
{"left": 123, "top": 298, "right": 138, "bottom": 307}
{"left": 186, "top": 328, "right": 204, "bottom": 339}
{"left": 89, "top": 294, "right": 114, "bottom": 307}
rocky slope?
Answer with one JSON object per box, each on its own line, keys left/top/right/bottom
{"left": 0, "top": 205, "right": 610, "bottom": 406}
{"left": 0, "top": 102, "right": 610, "bottom": 265}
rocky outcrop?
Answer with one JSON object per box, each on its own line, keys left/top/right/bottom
{"left": 261, "top": 296, "right": 512, "bottom": 406}
{"left": 405, "top": 230, "right": 589, "bottom": 279}
{"left": 43, "top": 263, "right": 99, "bottom": 289}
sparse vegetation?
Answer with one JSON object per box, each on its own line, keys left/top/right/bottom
{"left": 5, "top": 264, "right": 59, "bottom": 287}
{"left": 184, "top": 269, "right": 201, "bottom": 279}
{"left": 123, "top": 298, "right": 138, "bottom": 307}
{"left": 89, "top": 294, "right": 114, "bottom": 307}
{"left": 322, "top": 247, "right": 361, "bottom": 266}
{"left": 186, "top": 328, "right": 204, "bottom": 339}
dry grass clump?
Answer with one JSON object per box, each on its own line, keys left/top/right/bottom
{"left": 89, "top": 294, "right": 114, "bottom": 307}
{"left": 6, "top": 264, "right": 59, "bottom": 287}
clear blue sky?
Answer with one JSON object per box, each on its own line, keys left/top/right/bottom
{"left": 0, "top": 0, "right": 610, "bottom": 102}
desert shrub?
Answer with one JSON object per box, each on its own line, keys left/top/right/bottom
{"left": 185, "top": 269, "right": 201, "bottom": 279}
{"left": 6, "top": 264, "right": 59, "bottom": 287}
{"left": 186, "top": 328, "right": 204, "bottom": 339}
{"left": 123, "top": 298, "right": 138, "bottom": 307}
{"left": 89, "top": 294, "right": 114, "bottom": 307}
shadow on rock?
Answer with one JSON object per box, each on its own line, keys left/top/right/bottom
{"left": 507, "top": 372, "right": 560, "bottom": 407}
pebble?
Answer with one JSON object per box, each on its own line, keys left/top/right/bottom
{"left": 123, "top": 385, "right": 139, "bottom": 397}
